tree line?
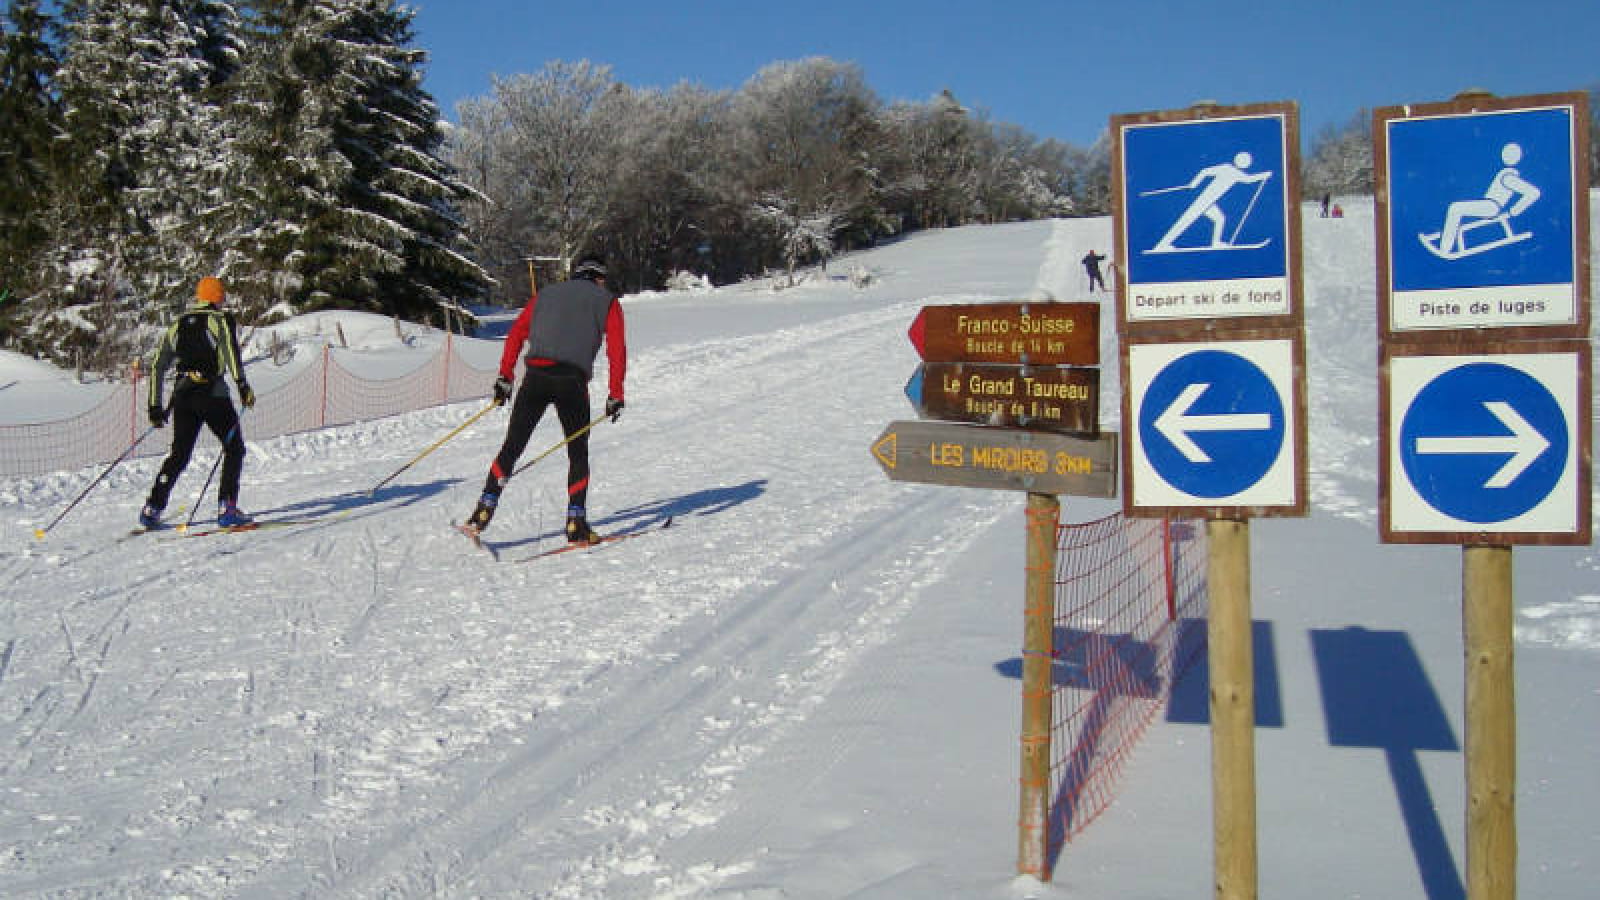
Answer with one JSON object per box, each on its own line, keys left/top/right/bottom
{"left": 1301, "top": 86, "right": 1600, "bottom": 206}
{"left": 0, "top": 2, "right": 1104, "bottom": 373}
{"left": 450, "top": 58, "right": 1107, "bottom": 303}
{"left": 4, "top": 2, "right": 1592, "bottom": 375}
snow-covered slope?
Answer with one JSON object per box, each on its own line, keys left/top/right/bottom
{"left": 1, "top": 209, "right": 1596, "bottom": 899}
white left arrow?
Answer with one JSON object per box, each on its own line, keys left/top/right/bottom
{"left": 1415, "top": 400, "right": 1550, "bottom": 488}
{"left": 1153, "top": 382, "right": 1274, "bottom": 463}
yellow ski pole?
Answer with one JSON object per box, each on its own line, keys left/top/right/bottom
{"left": 511, "top": 413, "right": 608, "bottom": 477}
{"left": 33, "top": 422, "right": 161, "bottom": 539}
{"left": 368, "top": 400, "right": 498, "bottom": 496}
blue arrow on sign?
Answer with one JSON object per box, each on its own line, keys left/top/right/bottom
{"left": 1138, "top": 349, "right": 1285, "bottom": 498}
{"left": 1399, "top": 362, "right": 1567, "bottom": 523}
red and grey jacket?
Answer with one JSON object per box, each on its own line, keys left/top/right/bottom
{"left": 498, "top": 277, "right": 626, "bottom": 400}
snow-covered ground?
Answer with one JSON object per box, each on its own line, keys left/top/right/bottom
{"left": 1, "top": 205, "right": 1596, "bottom": 898}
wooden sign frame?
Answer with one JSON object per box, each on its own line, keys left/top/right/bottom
{"left": 1111, "top": 100, "right": 1306, "bottom": 341}
{"left": 1374, "top": 91, "right": 1591, "bottom": 346}
{"left": 1380, "top": 339, "right": 1592, "bottom": 546}
{"left": 1120, "top": 328, "right": 1309, "bottom": 520}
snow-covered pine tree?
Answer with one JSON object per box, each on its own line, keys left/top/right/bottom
{"left": 34, "top": 0, "right": 237, "bottom": 370}
{"left": 224, "top": 0, "right": 486, "bottom": 322}
{"left": 0, "top": 0, "right": 60, "bottom": 347}
{"left": 345, "top": 0, "right": 489, "bottom": 323}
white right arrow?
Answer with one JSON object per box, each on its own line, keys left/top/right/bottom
{"left": 1415, "top": 400, "right": 1550, "bottom": 488}
{"left": 1153, "top": 382, "right": 1274, "bottom": 463}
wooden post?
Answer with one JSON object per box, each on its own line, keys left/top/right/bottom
{"left": 1018, "top": 492, "right": 1060, "bottom": 880}
{"left": 1208, "top": 517, "right": 1256, "bottom": 900}
{"left": 1463, "top": 545, "right": 1516, "bottom": 900}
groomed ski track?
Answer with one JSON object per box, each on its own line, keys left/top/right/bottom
{"left": 2, "top": 221, "right": 1103, "bottom": 898}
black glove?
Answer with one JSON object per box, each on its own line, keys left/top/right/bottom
{"left": 493, "top": 375, "right": 514, "bottom": 406}
{"left": 148, "top": 405, "right": 168, "bottom": 428}
{"left": 605, "top": 396, "right": 624, "bottom": 422}
{"left": 238, "top": 381, "right": 256, "bottom": 409}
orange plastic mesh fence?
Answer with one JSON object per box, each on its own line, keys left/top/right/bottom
{"left": 1046, "top": 514, "right": 1208, "bottom": 854}
{"left": 0, "top": 339, "right": 498, "bottom": 477}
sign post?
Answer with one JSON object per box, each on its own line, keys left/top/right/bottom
{"left": 1375, "top": 89, "right": 1591, "bottom": 900}
{"left": 1018, "top": 492, "right": 1060, "bottom": 878}
{"left": 1113, "top": 99, "right": 1306, "bottom": 900}
{"left": 873, "top": 298, "right": 1111, "bottom": 881}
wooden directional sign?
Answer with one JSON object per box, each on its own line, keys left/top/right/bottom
{"left": 906, "top": 363, "right": 1099, "bottom": 435}
{"left": 871, "top": 420, "right": 1117, "bottom": 496}
{"left": 908, "top": 302, "right": 1099, "bottom": 366}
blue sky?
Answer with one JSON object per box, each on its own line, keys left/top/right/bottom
{"left": 411, "top": 0, "right": 1597, "bottom": 148}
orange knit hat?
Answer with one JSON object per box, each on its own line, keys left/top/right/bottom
{"left": 196, "top": 277, "right": 225, "bottom": 304}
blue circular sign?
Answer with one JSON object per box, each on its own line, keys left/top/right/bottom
{"left": 1399, "top": 362, "right": 1567, "bottom": 523}
{"left": 1139, "top": 350, "right": 1285, "bottom": 498}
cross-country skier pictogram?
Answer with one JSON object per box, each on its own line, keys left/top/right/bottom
{"left": 1141, "top": 151, "right": 1274, "bottom": 254}
{"left": 1419, "top": 141, "right": 1541, "bottom": 260}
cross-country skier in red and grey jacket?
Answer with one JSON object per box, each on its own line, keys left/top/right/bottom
{"left": 464, "top": 256, "right": 626, "bottom": 543}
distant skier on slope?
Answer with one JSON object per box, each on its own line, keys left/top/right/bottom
{"left": 463, "top": 256, "right": 626, "bottom": 544}
{"left": 1081, "top": 249, "right": 1108, "bottom": 292}
{"left": 139, "top": 277, "right": 256, "bottom": 529}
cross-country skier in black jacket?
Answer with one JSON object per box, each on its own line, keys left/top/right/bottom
{"left": 464, "top": 256, "right": 627, "bottom": 544}
{"left": 139, "top": 277, "right": 256, "bottom": 529}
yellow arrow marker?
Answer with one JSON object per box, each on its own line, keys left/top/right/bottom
{"left": 872, "top": 430, "right": 898, "bottom": 469}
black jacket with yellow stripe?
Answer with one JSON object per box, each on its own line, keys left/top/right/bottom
{"left": 146, "top": 303, "right": 246, "bottom": 407}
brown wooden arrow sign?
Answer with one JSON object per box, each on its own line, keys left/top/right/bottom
{"left": 906, "top": 363, "right": 1100, "bottom": 435}
{"left": 908, "top": 302, "right": 1100, "bottom": 365}
{"left": 871, "top": 420, "right": 1117, "bottom": 496}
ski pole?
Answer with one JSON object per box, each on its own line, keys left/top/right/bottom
{"left": 368, "top": 399, "right": 499, "bottom": 496}
{"left": 178, "top": 422, "right": 241, "bottom": 533}
{"left": 1228, "top": 177, "right": 1270, "bottom": 246}
{"left": 511, "top": 413, "right": 608, "bottom": 477}
{"left": 33, "top": 419, "right": 162, "bottom": 540}
{"left": 1139, "top": 183, "right": 1192, "bottom": 197}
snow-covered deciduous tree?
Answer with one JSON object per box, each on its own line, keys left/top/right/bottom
{"left": 727, "top": 58, "right": 877, "bottom": 276}
{"left": 1303, "top": 110, "right": 1373, "bottom": 201}
{"left": 497, "top": 61, "right": 629, "bottom": 280}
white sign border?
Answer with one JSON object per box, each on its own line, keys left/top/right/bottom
{"left": 1128, "top": 338, "right": 1299, "bottom": 509}
{"left": 1387, "top": 351, "right": 1583, "bottom": 534}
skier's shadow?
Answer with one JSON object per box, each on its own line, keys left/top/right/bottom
{"left": 253, "top": 477, "right": 461, "bottom": 524}
{"left": 489, "top": 479, "right": 768, "bottom": 551}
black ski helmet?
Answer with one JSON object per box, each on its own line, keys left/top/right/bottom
{"left": 573, "top": 256, "right": 607, "bottom": 280}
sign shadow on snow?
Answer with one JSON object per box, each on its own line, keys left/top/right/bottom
{"left": 1164, "top": 618, "right": 1285, "bottom": 727}
{"left": 1312, "top": 627, "right": 1463, "bottom": 900}
{"left": 485, "top": 479, "right": 769, "bottom": 551}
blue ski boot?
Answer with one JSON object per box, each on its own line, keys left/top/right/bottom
{"left": 138, "top": 504, "right": 162, "bottom": 529}
{"left": 217, "top": 501, "right": 253, "bottom": 528}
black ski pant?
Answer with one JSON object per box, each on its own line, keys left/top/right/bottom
{"left": 483, "top": 364, "right": 592, "bottom": 511}
{"left": 146, "top": 386, "right": 246, "bottom": 510}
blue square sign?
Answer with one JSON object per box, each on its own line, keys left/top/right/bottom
{"left": 1120, "top": 113, "right": 1294, "bottom": 322}
{"left": 1384, "top": 103, "right": 1581, "bottom": 331}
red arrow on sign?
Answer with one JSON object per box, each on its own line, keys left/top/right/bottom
{"left": 907, "top": 308, "right": 928, "bottom": 358}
